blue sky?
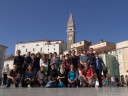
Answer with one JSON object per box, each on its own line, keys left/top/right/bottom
{"left": 0, "top": 0, "right": 128, "bottom": 55}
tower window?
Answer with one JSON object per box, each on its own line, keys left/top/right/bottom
{"left": 26, "top": 49, "right": 27, "bottom": 52}
{"left": 33, "top": 48, "right": 35, "bottom": 52}
{"left": 48, "top": 49, "right": 49, "bottom": 51}
{"left": 54, "top": 48, "right": 55, "bottom": 50}
{"left": 36, "top": 44, "right": 39, "bottom": 46}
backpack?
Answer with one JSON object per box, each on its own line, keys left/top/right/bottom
{"left": 58, "top": 82, "right": 65, "bottom": 88}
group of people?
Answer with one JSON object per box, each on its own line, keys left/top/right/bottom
{"left": 2, "top": 48, "right": 108, "bottom": 88}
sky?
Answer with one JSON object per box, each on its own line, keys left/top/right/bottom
{"left": 0, "top": 0, "right": 128, "bottom": 55}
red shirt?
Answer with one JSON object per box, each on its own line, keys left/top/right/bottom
{"left": 81, "top": 67, "right": 95, "bottom": 77}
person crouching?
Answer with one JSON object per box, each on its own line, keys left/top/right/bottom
{"left": 6, "top": 65, "right": 20, "bottom": 87}
{"left": 21, "top": 65, "right": 35, "bottom": 87}
{"left": 79, "top": 63, "right": 95, "bottom": 87}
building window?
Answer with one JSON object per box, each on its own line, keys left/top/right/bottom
{"left": 54, "top": 48, "right": 55, "bottom": 50}
{"left": 22, "top": 45, "right": 25, "bottom": 48}
{"left": 119, "top": 50, "right": 121, "bottom": 54}
{"left": 33, "top": 48, "right": 35, "bottom": 52}
{"left": 48, "top": 49, "right": 49, "bottom": 51}
{"left": 36, "top": 44, "right": 39, "bottom": 46}
{"left": 40, "top": 48, "right": 42, "bottom": 51}
{"left": 54, "top": 45, "right": 55, "bottom": 46}
{"left": 26, "top": 49, "right": 27, "bottom": 52}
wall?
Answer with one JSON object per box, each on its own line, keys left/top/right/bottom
{"left": 15, "top": 40, "right": 66, "bottom": 55}
{"left": 100, "top": 54, "right": 120, "bottom": 78}
{"left": 0, "top": 46, "right": 7, "bottom": 78}
{"left": 116, "top": 40, "right": 128, "bottom": 75}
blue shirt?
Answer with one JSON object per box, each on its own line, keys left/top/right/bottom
{"left": 25, "top": 71, "right": 35, "bottom": 79}
{"left": 68, "top": 71, "right": 77, "bottom": 81}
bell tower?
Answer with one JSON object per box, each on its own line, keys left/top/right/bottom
{"left": 67, "top": 13, "right": 75, "bottom": 49}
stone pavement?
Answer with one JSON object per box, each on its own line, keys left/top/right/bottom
{"left": 0, "top": 87, "right": 128, "bottom": 96}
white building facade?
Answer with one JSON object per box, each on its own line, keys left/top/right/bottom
{"left": 0, "top": 45, "right": 7, "bottom": 79}
{"left": 116, "top": 40, "right": 128, "bottom": 75}
{"left": 15, "top": 40, "right": 66, "bottom": 55}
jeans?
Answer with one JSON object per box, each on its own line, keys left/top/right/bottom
{"left": 6, "top": 78, "right": 20, "bottom": 87}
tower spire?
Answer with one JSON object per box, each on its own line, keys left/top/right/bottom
{"left": 67, "top": 12, "right": 75, "bottom": 27}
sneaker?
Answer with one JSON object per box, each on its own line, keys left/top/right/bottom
{"left": 6, "top": 86, "right": 10, "bottom": 88}
{"left": 15, "top": 85, "right": 19, "bottom": 87}
{"left": 98, "top": 85, "right": 102, "bottom": 88}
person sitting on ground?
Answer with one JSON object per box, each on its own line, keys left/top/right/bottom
{"left": 21, "top": 65, "right": 35, "bottom": 87}
{"left": 49, "top": 63, "right": 58, "bottom": 81}
{"left": 57, "top": 64, "right": 68, "bottom": 87}
{"left": 6, "top": 65, "right": 20, "bottom": 87}
{"left": 79, "top": 63, "right": 95, "bottom": 87}
{"left": 68, "top": 65, "right": 78, "bottom": 87}
{"left": 45, "top": 64, "right": 58, "bottom": 88}
{"left": 35, "top": 66, "right": 47, "bottom": 87}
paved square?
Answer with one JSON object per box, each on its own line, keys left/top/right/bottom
{"left": 0, "top": 87, "right": 128, "bottom": 96}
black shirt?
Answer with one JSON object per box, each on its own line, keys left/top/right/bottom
{"left": 50, "top": 69, "right": 58, "bottom": 78}
{"left": 58, "top": 70, "right": 68, "bottom": 84}
{"left": 9, "top": 69, "right": 19, "bottom": 78}
{"left": 14, "top": 56, "right": 24, "bottom": 67}
{"left": 70, "top": 55, "right": 79, "bottom": 69}
{"left": 24, "top": 56, "right": 32, "bottom": 65}
{"left": 87, "top": 53, "right": 96, "bottom": 65}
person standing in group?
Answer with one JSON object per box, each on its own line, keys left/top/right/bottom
{"left": 87, "top": 48, "right": 96, "bottom": 69}
{"left": 80, "top": 49, "right": 90, "bottom": 70}
{"left": 59, "top": 54, "right": 65, "bottom": 65}
{"left": 70, "top": 50, "right": 79, "bottom": 70}
{"left": 64, "top": 54, "right": 72, "bottom": 71}
{"left": 95, "top": 52, "right": 105, "bottom": 87}
{"left": 125, "top": 75, "right": 128, "bottom": 86}
{"left": 2, "top": 64, "right": 10, "bottom": 85}
{"left": 68, "top": 50, "right": 72, "bottom": 58}
{"left": 47, "top": 53, "right": 53, "bottom": 76}
{"left": 34, "top": 53, "right": 41, "bottom": 73}
{"left": 120, "top": 75, "right": 125, "bottom": 86}
{"left": 14, "top": 50, "right": 24, "bottom": 78}
{"left": 50, "top": 52, "right": 60, "bottom": 70}
{"left": 40, "top": 54, "right": 48, "bottom": 72}
{"left": 31, "top": 53, "right": 40, "bottom": 74}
